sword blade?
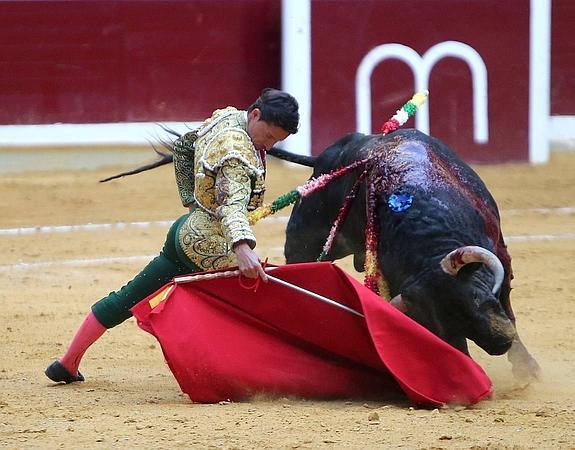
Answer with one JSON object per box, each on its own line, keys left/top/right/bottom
{"left": 265, "top": 274, "right": 364, "bottom": 318}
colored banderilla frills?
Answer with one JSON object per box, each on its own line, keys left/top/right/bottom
{"left": 380, "top": 90, "right": 429, "bottom": 135}
{"left": 361, "top": 89, "right": 429, "bottom": 294}
{"left": 247, "top": 90, "right": 429, "bottom": 295}
{"left": 248, "top": 157, "right": 371, "bottom": 226}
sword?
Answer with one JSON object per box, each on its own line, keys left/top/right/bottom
{"left": 265, "top": 273, "right": 364, "bottom": 318}
{"left": 173, "top": 268, "right": 365, "bottom": 318}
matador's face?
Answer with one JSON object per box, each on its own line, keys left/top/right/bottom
{"left": 247, "top": 108, "right": 290, "bottom": 152}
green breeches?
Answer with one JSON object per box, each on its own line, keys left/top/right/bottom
{"left": 91, "top": 215, "right": 199, "bottom": 328}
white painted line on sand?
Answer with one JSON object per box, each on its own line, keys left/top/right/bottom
{"left": 0, "top": 216, "right": 290, "bottom": 236}
{"left": 0, "top": 255, "right": 156, "bottom": 272}
{"left": 0, "top": 233, "right": 573, "bottom": 273}
{"left": 0, "top": 206, "right": 572, "bottom": 237}
{"left": 505, "top": 232, "right": 575, "bottom": 242}
{"left": 502, "top": 206, "right": 575, "bottom": 216}
{"left": 0, "top": 220, "right": 174, "bottom": 236}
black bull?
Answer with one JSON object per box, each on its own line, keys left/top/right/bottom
{"left": 283, "top": 129, "right": 540, "bottom": 380}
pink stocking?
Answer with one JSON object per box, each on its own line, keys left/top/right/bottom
{"left": 59, "top": 312, "right": 106, "bottom": 376}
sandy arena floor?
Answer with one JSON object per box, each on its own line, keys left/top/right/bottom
{"left": 0, "top": 148, "right": 574, "bottom": 449}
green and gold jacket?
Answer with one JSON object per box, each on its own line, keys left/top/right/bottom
{"left": 172, "top": 107, "right": 266, "bottom": 271}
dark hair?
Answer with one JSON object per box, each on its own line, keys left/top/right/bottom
{"left": 247, "top": 88, "right": 299, "bottom": 134}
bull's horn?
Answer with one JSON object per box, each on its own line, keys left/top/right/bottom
{"left": 389, "top": 294, "right": 407, "bottom": 313}
{"left": 440, "top": 246, "right": 504, "bottom": 294}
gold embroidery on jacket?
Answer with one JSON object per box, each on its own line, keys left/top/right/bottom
{"left": 215, "top": 159, "right": 258, "bottom": 248}
{"left": 178, "top": 208, "right": 237, "bottom": 270}
{"left": 172, "top": 131, "right": 198, "bottom": 206}
{"left": 175, "top": 107, "right": 266, "bottom": 268}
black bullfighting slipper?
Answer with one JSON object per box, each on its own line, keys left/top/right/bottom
{"left": 45, "top": 360, "right": 85, "bottom": 384}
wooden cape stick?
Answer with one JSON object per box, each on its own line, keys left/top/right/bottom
{"left": 173, "top": 267, "right": 365, "bottom": 318}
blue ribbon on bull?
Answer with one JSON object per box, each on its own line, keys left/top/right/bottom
{"left": 387, "top": 192, "right": 413, "bottom": 213}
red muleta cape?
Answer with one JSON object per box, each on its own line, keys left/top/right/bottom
{"left": 131, "top": 262, "right": 492, "bottom": 407}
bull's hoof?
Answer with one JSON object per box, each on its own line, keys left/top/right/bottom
{"left": 511, "top": 356, "right": 542, "bottom": 382}
{"left": 45, "top": 360, "right": 85, "bottom": 384}
{"left": 507, "top": 337, "right": 542, "bottom": 382}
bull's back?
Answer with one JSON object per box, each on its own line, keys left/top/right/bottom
{"left": 286, "top": 129, "right": 505, "bottom": 271}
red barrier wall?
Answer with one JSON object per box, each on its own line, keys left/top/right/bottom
{"left": 0, "top": 0, "right": 573, "bottom": 163}
{"left": 0, "top": 0, "right": 281, "bottom": 125}
{"left": 551, "top": 0, "right": 575, "bottom": 115}
{"left": 310, "top": 0, "right": 530, "bottom": 163}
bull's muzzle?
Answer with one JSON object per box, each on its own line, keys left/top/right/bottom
{"left": 476, "top": 311, "right": 516, "bottom": 355}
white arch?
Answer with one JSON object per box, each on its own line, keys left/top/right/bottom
{"left": 356, "top": 41, "right": 489, "bottom": 143}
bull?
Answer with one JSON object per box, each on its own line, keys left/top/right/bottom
{"left": 282, "top": 129, "right": 540, "bottom": 380}
{"left": 101, "top": 128, "right": 540, "bottom": 380}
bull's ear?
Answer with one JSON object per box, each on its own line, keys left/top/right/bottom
{"left": 401, "top": 281, "right": 427, "bottom": 305}
{"left": 456, "top": 262, "right": 482, "bottom": 279}
{"left": 353, "top": 253, "right": 366, "bottom": 272}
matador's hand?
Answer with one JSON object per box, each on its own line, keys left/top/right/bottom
{"left": 233, "top": 241, "right": 268, "bottom": 282}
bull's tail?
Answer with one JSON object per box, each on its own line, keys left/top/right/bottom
{"left": 99, "top": 123, "right": 181, "bottom": 182}
{"left": 99, "top": 124, "right": 316, "bottom": 182}
{"left": 99, "top": 144, "right": 174, "bottom": 183}
{"left": 267, "top": 147, "right": 316, "bottom": 167}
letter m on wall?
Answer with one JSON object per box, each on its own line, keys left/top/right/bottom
{"left": 356, "top": 42, "right": 489, "bottom": 145}
{"left": 287, "top": 0, "right": 549, "bottom": 163}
